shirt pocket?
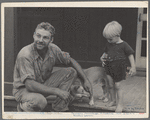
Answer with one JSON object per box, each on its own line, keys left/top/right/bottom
{"left": 41, "top": 57, "right": 55, "bottom": 80}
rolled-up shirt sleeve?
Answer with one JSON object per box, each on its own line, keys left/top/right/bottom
{"left": 16, "top": 56, "right": 35, "bottom": 83}
{"left": 51, "top": 44, "right": 71, "bottom": 65}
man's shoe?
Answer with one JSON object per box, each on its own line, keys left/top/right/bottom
{"left": 17, "top": 103, "right": 24, "bottom": 112}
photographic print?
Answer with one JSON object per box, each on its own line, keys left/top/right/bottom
{"left": 2, "top": 1, "right": 148, "bottom": 119}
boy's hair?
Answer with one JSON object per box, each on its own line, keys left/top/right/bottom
{"left": 103, "top": 21, "right": 122, "bottom": 39}
{"left": 35, "top": 22, "right": 55, "bottom": 36}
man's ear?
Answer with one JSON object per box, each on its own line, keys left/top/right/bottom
{"left": 50, "top": 37, "right": 54, "bottom": 43}
{"left": 33, "top": 32, "right": 35, "bottom": 39}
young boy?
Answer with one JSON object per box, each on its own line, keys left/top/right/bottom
{"left": 100, "top": 21, "right": 136, "bottom": 112}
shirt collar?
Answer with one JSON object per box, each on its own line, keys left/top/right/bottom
{"left": 32, "top": 43, "right": 53, "bottom": 60}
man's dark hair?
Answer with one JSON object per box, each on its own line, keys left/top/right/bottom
{"left": 35, "top": 22, "right": 55, "bottom": 36}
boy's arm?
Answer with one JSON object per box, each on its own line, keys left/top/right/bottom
{"left": 128, "top": 54, "right": 136, "bottom": 76}
{"left": 100, "top": 53, "right": 108, "bottom": 66}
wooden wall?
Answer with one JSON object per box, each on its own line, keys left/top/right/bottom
{"left": 4, "top": 8, "right": 15, "bottom": 82}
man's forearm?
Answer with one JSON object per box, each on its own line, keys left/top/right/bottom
{"left": 25, "top": 79, "right": 59, "bottom": 97}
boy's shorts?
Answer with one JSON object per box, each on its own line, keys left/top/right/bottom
{"left": 104, "top": 59, "right": 127, "bottom": 82}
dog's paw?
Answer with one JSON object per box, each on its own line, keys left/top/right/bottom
{"left": 89, "top": 99, "right": 94, "bottom": 106}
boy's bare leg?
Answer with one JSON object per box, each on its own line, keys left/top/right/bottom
{"left": 106, "top": 75, "right": 116, "bottom": 107}
{"left": 115, "top": 81, "right": 123, "bottom": 112}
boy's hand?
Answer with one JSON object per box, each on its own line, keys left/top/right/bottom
{"left": 102, "top": 61, "right": 106, "bottom": 67}
{"left": 100, "top": 53, "right": 108, "bottom": 67}
{"left": 100, "top": 56, "right": 106, "bottom": 62}
{"left": 100, "top": 57, "right": 105, "bottom": 67}
{"left": 129, "top": 67, "right": 136, "bottom": 76}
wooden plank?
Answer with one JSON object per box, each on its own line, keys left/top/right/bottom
{"left": 4, "top": 83, "right": 13, "bottom": 96}
{"left": 139, "top": 97, "right": 146, "bottom": 113}
{"left": 123, "top": 79, "right": 142, "bottom": 103}
{"left": 4, "top": 99, "right": 17, "bottom": 108}
{"left": 135, "top": 93, "right": 146, "bottom": 112}
{"left": 124, "top": 83, "right": 146, "bottom": 112}
{"left": 134, "top": 80, "right": 146, "bottom": 112}
{"left": 4, "top": 96, "right": 15, "bottom": 100}
{"left": 4, "top": 8, "right": 15, "bottom": 83}
{"left": 122, "top": 77, "right": 146, "bottom": 112}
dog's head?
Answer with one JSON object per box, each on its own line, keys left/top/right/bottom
{"left": 72, "top": 85, "right": 90, "bottom": 97}
{"left": 71, "top": 85, "right": 94, "bottom": 105}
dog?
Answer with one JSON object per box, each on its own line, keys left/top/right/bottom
{"left": 70, "top": 66, "right": 109, "bottom": 106}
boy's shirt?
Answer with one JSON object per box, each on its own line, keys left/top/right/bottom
{"left": 104, "top": 41, "right": 134, "bottom": 61}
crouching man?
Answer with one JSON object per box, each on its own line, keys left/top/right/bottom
{"left": 13, "top": 22, "right": 92, "bottom": 112}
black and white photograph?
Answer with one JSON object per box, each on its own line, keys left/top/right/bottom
{"left": 2, "top": 1, "right": 149, "bottom": 119}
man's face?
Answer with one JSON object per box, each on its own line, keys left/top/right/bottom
{"left": 33, "top": 28, "right": 52, "bottom": 50}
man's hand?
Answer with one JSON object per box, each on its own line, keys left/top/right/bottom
{"left": 83, "top": 80, "right": 93, "bottom": 97}
{"left": 56, "top": 89, "right": 72, "bottom": 103}
{"left": 83, "top": 81, "right": 94, "bottom": 106}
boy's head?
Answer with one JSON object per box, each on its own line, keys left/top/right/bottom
{"left": 103, "top": 21, "right": 122, "bottom": 40}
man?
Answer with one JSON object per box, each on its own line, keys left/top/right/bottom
{"left": 13, "top": 22, "right": 92, "bottom": 112}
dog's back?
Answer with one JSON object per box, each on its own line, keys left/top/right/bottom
{"left": 73, "top": 66, "right": 107, "bottom": 86}
{"left": 84, "top": 67, "right": 107, "bottom": 83}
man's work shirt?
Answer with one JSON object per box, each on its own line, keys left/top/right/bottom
{"left": 13, "top": 43, "right": 71, "bottom": 95}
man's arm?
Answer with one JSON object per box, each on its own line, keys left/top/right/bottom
{"left": 52, "top": 45, "right": 92, "bottom": 95}
{"left": 69, "top": 58, "right": 93, "bottom": 95}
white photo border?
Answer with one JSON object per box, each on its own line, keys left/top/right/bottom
{"left": 1, "top": 1, "right": 149, "bottom": 119}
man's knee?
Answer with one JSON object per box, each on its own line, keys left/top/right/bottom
{"left": 36, "top": 94, "right": 47, "bottom": 110}
{"left": 21, "top": 93, "right": 47, "bottom": 112}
